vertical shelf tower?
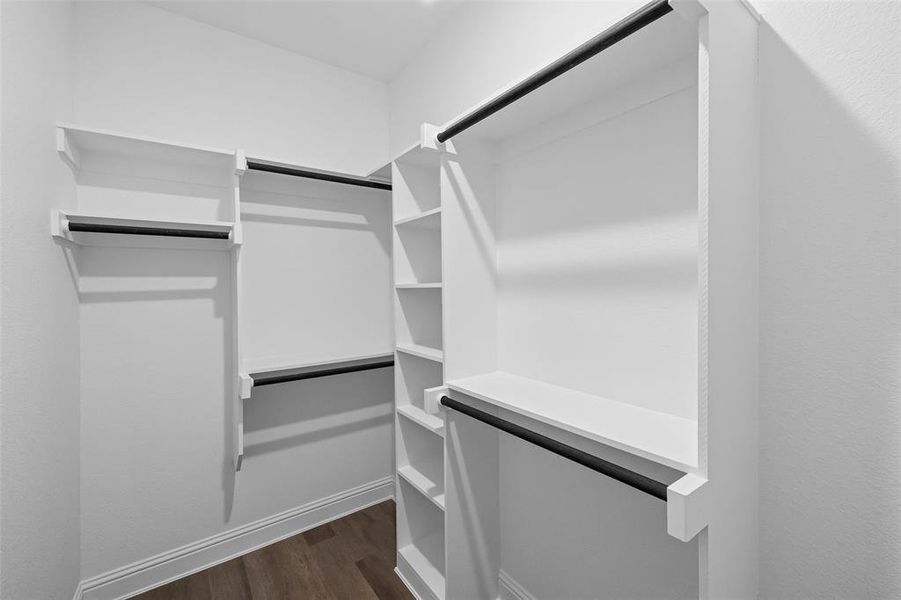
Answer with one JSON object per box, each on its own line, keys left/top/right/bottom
{"left": 392, "top": 139, "right": 447, "bottom": 600}
{"left": 394, "top": 0, "right": 759, "bottom": 598}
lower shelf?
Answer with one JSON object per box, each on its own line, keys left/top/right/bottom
{"left": 51, "top": 210, "right": 237, "bottom": 251}
{"left": 446, "top": 371, "right": 697, "bottom": 472}
{"left": 397, "top": 534, "right": 445, "bottom": 600}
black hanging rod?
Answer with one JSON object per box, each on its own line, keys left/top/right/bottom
{"left": 246, "top": 160, "right": 392, "bottom": 191}
{"left": 436, "top": 0, "right": 673, "bottom": 143}
{"left": 440, "top": 396, "right": 671, "bottom": 500}
{"left": 252, "top": 354, "right": 395, "bottom": 387}
{"left": 67, "top": 222, "right": 230, "bottom": 240}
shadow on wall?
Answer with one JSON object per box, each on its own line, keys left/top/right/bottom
{"left": 242, "top": 368, "right": 394, "bottom": 459}
{"left": 758, "top": 15, "right": 901, "bottom": 598}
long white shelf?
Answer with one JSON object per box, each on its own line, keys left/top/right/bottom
{"left": 56, "top": 123, "right": 237, "bottom": 172}
{"left": 446, "top": 371, "right": 697, "bottom": 472}
{"left": 397, "top": 404, "right": 445, "bottom": 437}
{"left": 398, "top": 465, "right": 445, "bottom": 510}
{"left": 51, "top": 210, "right": 237, "bottom": 251}
{"left": 396, "top": 343, "right": 444, "bottom": 363}
{"left": 394, "top": 207, "right": 441, "bottom": 229}
{"left": 398, "top": 534, "right": 445, "bottom": 600}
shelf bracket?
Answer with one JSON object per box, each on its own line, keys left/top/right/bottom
{"left": 666, "top": 473, "right": 709, "bottom": 542}
{"left": 423, "top": 385, "right": 448, "bottom": 415}
{"left": 420, "top": 123, "right": 442, "bottom": 151}
{"left": 56, "top": 126, "right": 80, "bottom": 171}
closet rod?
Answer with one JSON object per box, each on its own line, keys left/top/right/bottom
{"left": 252, "top": 356, "right": 395, "bottom": 387}
{"left": 246, "top": 160, "right": 392, "bottom": 191}
{"left": 440, "top": 396, "right": 670, "bottom": 500}
{"left": 67, "top": 222, "right": 230, "bottom": 239}
{"left": 435, "top": 0, "right": 673, "bottom": 143}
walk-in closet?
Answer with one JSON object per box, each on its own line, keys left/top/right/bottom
{"left": 5, "top": 0, "right": 900, "bottom": 599}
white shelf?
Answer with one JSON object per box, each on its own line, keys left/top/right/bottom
{"left": 398, "top": 404, "right": 445, "bottom": 437}
{"left": 398, "top": 534, "right": 445, "bottom": 600}
{"left": 446, "top": 371, "right": 697, "bottom": 472}
{"left": 56, "top": 123, "right": 237, "bottom": 172}
{"left": 396, "top": 282, "right": 442, "bottom": 289}
{"left": 398, "top": 465, "right": 445, "bottom": 510}
{"left": 394, "top": 207, "right": 441, "bottom": 229}
{"left": 397, "top": 343, "right": 444, "bottom": 363}
{"left": 248, "top": 352, "right": 395, "bottom": 388}
{"left": 51, "top": 210, "right": 237, "bottom": 251}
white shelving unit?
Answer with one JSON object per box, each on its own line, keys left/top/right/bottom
{"left": 235, "top": 156, "right": 393, "bottom": 469}
{"left": 393, "top": 141, "right": 447, "bottom": 600}
{"left": 405, "top": 1, "right": 759, "bottom": 598}
{"left": 53, "top": 123, "right": 249, "bottom": 469}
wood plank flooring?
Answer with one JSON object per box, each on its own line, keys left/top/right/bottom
{"left": 133, "top": 500, "right": 413, "bottom": 600}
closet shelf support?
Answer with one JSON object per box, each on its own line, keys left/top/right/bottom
{"left": 435, "top": 0, "right": 673, "bottom": 143}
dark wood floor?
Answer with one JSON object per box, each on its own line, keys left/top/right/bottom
{"left": 133, "top": 500, "right": 413, "bottom": 600}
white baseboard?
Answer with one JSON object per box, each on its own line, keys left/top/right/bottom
{"left": 498, "top": 569, "right": 537, "bottom": 600}
{"left": 75, "top": 477, "right": 394, "bottom": 600}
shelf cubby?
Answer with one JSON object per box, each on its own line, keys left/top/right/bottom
{"left": 397, "top": 404, "right": 445, "bottom": 437}
{"left": 396, "top": 481, "right": 446, "bottom": 600}
{"left": 395, "top": 352, "right": 443, "bottom": 412}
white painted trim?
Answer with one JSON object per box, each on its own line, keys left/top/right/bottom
{"left": 77, "top": 477, "right": 394, "bottom": 600}
{"left": 498, "top": 570, "right": 537, "bottom": 600}
{"left": 395, "top": 566, "right": 424, "bottom": 600}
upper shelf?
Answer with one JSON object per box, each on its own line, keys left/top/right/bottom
{"left": 56, "top": 123, "right": 239, "bottom": 174}
{"left": 51, "top": 210, "right": 237, "bottom": 251}
{"left": 446, "top": 371, "right": 697, "bottom": 472}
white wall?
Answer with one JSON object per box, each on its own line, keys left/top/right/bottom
{"left": 72, "top": 1, "right": 395, "bottom": 585}
{"left": 388, "top": 0, "right": 645, "bottom": 156}
{"left": 0, "top": 1, "right": 81, "bottom": 599}
{"left": 754, "top": 1, "right": 901, "bottom": 597}
{"left": 75, "top": 1, "right": 389, "bottom": 176}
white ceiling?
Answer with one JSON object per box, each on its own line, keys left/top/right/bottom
{"left": 148, "top": 0, "right": 465, "bottom": 82}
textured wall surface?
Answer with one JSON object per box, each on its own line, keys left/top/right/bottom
{"left": 0, "top": 1, "right": 81, "bottom": 599}
{"left": 756, "top": 1, "right": 901, "bottom": 597}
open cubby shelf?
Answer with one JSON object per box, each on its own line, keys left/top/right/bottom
{"left": 397, "top": 535, "right": 445, "bottom": 600}
{"left": 398, "top": 464, "right": 446, "bottom": 510}
{"left": 396, "top": 343, "right": 443, "bottom": 363}
{"left": 396, "top": 282, "right": 442, "bottom": 289}
{"left": 397, "top": 404, "right": 445, "bottom": 437}
{"left": 394, "top": 207, "right": 441, "bottom": 229}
